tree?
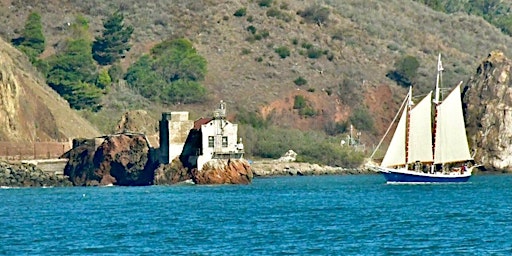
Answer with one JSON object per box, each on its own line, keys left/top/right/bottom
{"left": 92, "top": 11, "right": 134, "bottom": 65}
{"left": 13, "top": 11, "right": 46, "bottom": 61}
{"left": 46, "top": 16, "right": 101, "bottom": 110}
{"left": 386, "top": 55, "right": 420, "bottom": 87}
{"left": 125, "top": 38, "right": 208, "bottom": 104}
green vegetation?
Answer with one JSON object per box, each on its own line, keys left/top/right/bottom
{"left": 240, "top": 126, "right": 364, "bottom": 167}
{"left": 234, "top": 8, "right": 247, "bottom": 17}
{"left": 274, "top": 46, "right": 290, "bottom": 58}
{"left": 416, "top": 0, "right": 512, "bottom": 36}
{"left": 306, "top": 47, "right": 323, "bottom": 59}
{"left": 46, "top": 16, "right": 102, "bottom": 110}
{"left": 349, "top": 107, "right": 374, "bottom": 132}
{"left": 293, "top": 76, "right": 307, "bottom": 86}
{"left": 266, "top": 8, "right": 293, "bottom": 22}
{"left": 234, "top": 108, "right": 268, "bottom": 129}
{"left": 92, "top": 11, "right": 134, "bottom": 65}
{"left": 13, "top": 12, "right": 45, "bottom": 63}
{"left": 293, "top": 95, "right": 316, "bottom": 117}
{"left": 324, "top": 121, "right": 348, "bottom": 136}
{"left": 386, "top": 55, "right": 420, "bottom": 87}
{"left": 258, "top": 0, "right": 273, "bottom": 8}
{"left": 124, "top": 38, "right": 207, "bottom": 104}
{"left": 299, "top": 4, "right": 330, "bottom": 25}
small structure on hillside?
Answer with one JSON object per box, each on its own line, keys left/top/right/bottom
{"left": 180, "top": 101, "right": 245, "bottom": 170}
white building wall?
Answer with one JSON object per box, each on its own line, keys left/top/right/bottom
{"left": 197, "top": 119, "right": 239, "bottom": 170}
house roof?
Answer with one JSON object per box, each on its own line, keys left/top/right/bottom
{"left": 193, "top": 117, "right": 213, "bottom": 130}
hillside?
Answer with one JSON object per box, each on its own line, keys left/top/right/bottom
{"left": 0, "top": 38, "right": 101, "bottom": 142}
{"left": 1, "top": 0, "right": 512, "bottom": 146}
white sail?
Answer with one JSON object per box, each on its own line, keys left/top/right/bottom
{"left": 381, "top": 102, "right": 407, "bottom": 167}
{"left": 408, "top": 92, "right": 434, "bottom": 163}
{"left": 434, "top": 83, "right": 472, "bottom": 164}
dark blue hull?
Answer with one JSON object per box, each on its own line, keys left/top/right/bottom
{"left": 382, "top": 171, "right": 471, "bottom": 183}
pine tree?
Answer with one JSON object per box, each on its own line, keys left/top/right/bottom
{"left": 13, "top": 11, "right": 46, "bottom": 61}
{"left": 92, "top": 11, "right": 134, "bottom": 65}
{"left": 46, "top": 16, "right": 101, "bottom": 110}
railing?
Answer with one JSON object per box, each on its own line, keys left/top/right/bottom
{"left": 0, "top": 140, "right": 72, "bottom": 161}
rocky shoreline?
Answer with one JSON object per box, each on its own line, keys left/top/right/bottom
{"left": 0, "top": 161, "right": 72, "bottom": 187}
{"left": 250, "top": 161, "right": 371, "bottom": 177}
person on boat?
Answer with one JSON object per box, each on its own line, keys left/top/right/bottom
{"left": 461, "top": 164, "right": 466, "bottom": 174}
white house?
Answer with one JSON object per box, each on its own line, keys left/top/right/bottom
{"left": 180, "top": 101, "right": 244, "bottom": 170}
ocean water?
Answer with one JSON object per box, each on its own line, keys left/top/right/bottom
{"left": 1, "top": 174, "right": 511, "bottom": 255}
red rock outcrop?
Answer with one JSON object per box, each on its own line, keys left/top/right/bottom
{"left": 191, "top": 159, "right": 253, "bottom": 185}
{"left": 154, "top": 158, "right": 192, "bottom": 185}
{"left": 64, "top": 134, "right": 158, "bottom": 186}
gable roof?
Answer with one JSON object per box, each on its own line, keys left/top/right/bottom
{"left": 193, "top": 117, "right": 213, "bottom": 130}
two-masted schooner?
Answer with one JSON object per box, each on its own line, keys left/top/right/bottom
{"left": 369, "top": 54, "right": 476, "bottom": 183}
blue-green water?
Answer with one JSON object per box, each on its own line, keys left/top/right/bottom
{"left": 1, "top": 174, "right": 511, "bottom": 255}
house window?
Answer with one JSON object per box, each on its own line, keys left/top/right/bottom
{"left": 208, "top": 136, "right": 214, "bottom": 147}
{"left": 222, "top": 136, "right": 228, "bottom": 147}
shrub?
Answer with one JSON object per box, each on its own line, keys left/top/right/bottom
{"left": 299, "top": 106, "right": 316, "bottom": 117}
{"left": 235, "top": 108, "right": 268, "bottom": 129}
{"left": 247, "top": 25, "right": 257, "bottom": 34}
{"left": 386, "top": 55, "right": 420, "bottom": 87}
{"left": 258, "top": 0, "right": 273, "bottom": 7}
{"left": 234, "top": 8, "right": 247, "bottom": 17}
{"left": 299, "top": 4, "right": 330, "bottom": 25}
{"left": 324, "top": 121, "right": 348, "bottom": 136}
{"left": 294, "top": 76, "right": 307, "bottom": 86}
{"left": 293, "top": 95, "right": 307, "bottom": 109}
{"left": 349, "top": 107, "right": 374, "bottom": 132}
{"left": 274, "top": 46, "right": 290, "bottom": 58}
{"left": 108, "top": 64, "right": 123, "bottom": 83}
{"left": 307, "top": 47, "right": 323, "bottom": 59}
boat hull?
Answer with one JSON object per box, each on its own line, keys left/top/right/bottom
{"left": 370, "top": 166, "right": 472, "bottom": 183}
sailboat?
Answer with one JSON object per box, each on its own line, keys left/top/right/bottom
{"left": 368, "top": 54, "right": 476, "bottom": 183}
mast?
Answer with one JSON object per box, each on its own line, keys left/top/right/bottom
{"left": 432, "top": 54, "right": 443, "bottom": 162}
{"left": 405, "top": 86, "right": 413, "bottom": 164}
{"left": 434, "top": 53, "right": 443, "bottom": 104}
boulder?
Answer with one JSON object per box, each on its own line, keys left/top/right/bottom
{"left": 154, "top": 158, "right": 192, "bottom": 185}
{"left": 276, "top": 150, "right": 297, "bottom": 162}
{"left": 62, "top": 138, "right": 98, "bottom": 186}
{"left": 64, "top": 134, "right": 157, "bottom": 186}
{"left": 0, "top": 161, "right": 71, "bottom": 187}
{"left": 191, "top": 159, "right": 253, "bottom": 185}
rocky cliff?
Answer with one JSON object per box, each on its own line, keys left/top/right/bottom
{"left": 0, "top": 38, "right": 100, "bottom": 142}
{"left": 463, "top": 51, "right": 512, "bottom": 172}
{"left": 63, "top": 132, "right": 253, "bottom": 186}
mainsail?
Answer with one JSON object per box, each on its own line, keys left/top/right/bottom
{"left": 408, "top": 92, "right": 434, "bottom": 163}
{"left": 434, "top": 83, "right": 472, "bottom": 164}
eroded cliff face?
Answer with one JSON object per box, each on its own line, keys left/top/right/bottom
{"left": 0, "top": 40, "right": 27, "bottom": 140}
{"left": 463, "top": 51, "right": 512, "bottom": 171}
{"left": 0, "top": 38, "right": 100, "bottom": 142}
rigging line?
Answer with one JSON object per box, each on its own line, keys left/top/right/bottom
{"left": 369, "top": 92, "right": 410, "bottom": 161}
